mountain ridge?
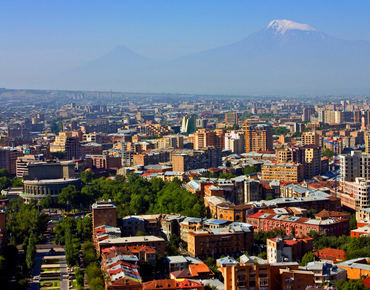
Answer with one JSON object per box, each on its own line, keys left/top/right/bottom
{"left": 42, "top": 20, "right": 370, "bottom": 95}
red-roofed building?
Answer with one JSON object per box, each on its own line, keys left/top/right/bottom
{"left": 189, "top": 263, "right": 215, "bottom": 279}
{"left": 106, "top": 277, "right": 142, "bottom": 290}
{"left": 246, "top": 212, "right": 349, "bottom": 237}
{"left": 142, "top": 279, "right": 204, "bottom": 290}
{"left": 314, "top": 248, "right": 347, "bottom": 262}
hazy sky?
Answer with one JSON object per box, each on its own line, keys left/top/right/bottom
{"left": 1, "top": 0, "right": 370, "bottom": 87}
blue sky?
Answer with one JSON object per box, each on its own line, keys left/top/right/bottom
{"left": 1, "top": 0, "right": 370, "bottom": 85}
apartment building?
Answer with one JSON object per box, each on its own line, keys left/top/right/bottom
{"left": 0, "top": 147, "right": 24, "bottom": 176}
{"left": 224, "top": 131, "right": 245, "bottom": 154}
{"left": 221, "top": 259, "right": 314, "bottom": 290}
{"left": 132, "top": 151, "right": 170, "bottom": 166}
{"left": 225, "top": 113, "right": 239, "bottom": 125}
{"left": 121, "top": 215, "right": 162, "bottom": 237}
{"left": 339, "top": 150, "right": 370, "bottom": 182}
{"left": 172, "top": 147, "right": 222, "bottom": 172}
{"left": 86, "top": 154, "right": 121, "bottom": 169}
{"left": 92, "top": 200, "right": 117, "bottom": 229}
{"left": 246, "top": 125, "right": 273, "bottom": 153}
{"left": 261, "top": 163, "right": 304, "bottom": 182}
{"left": 193, "top": 129, "right": 225, "bottom": 150}
{"left": 301, "top": 132, "right": 320, "bottom": 146}
{"left": 266, "top": 237, "right": 313, "bottom": 263}
{"left": 302, "top": 107, "right": 315, "bottom": 122}
{"left": 342, "top": 177, "right": 370, "bottom": 209}
{"left": 246, "top": 212, "right": 349, "bottom": 237}
{"left": 187, "top": 223, "right": 254, "bottom": 258}
{"left": 98, "top": 236, "right": 166, "bottom": 255}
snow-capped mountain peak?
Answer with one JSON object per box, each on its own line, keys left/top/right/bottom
{"left": 266, "top": 19, "right": 317, "bottom": 35}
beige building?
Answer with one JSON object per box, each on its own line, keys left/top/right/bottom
{"left": 302, "top": 131, "right": 320, "bottom": 146}
{"left": 261, "top": 163, "right": 304, "bottom": 182}
{"left": 225, "top": 113, "right": 238, "bottom": 125}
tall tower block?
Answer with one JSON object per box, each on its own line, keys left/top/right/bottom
{"left": 245, "top": 119, "right": 249, "bottom": 153}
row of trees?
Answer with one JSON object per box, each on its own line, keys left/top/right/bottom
{"left": 54, "top": 216, "right": 92, "bottom": 245}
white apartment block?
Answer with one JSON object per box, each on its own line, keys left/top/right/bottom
{"left": 339, "top": 150, "right": 370, "bottom": 182}
{"left": 342, "top": 178, "right": 370, "bottom": 209}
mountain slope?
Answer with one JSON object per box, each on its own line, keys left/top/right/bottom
{"left": 47, "top": 20, "right": 370, "bottom": 95}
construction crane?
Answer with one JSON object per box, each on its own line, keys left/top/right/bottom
{"left": 323, "top": 139, "right": 341, "bottom": 197}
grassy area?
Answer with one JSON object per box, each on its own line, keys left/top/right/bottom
{"left": 70, "top": 280, "right": 77, "bottom": 289}
{"left": 41, "top": 267, "right": 60, "bottom": 272}
{"left": 40, "top": 281, "right": 61, "bottom": 288}
{"left": 42, "top": 259, "right": 60, "bottom": 264}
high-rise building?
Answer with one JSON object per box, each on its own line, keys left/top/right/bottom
{"left": 245, "top": 124, "right": 273, "bottom": 153}
{"left": 366, "top": 132, "right": 370, "bottom": 154}
{"left": 225, "top": 112, "right": 238, "bottom": 126}
{"left": 0, "top": 147, "right": 24, "bottom": 176}
{"left": 195, "top": 118, "right": 208, "bottom": 129}
{"left": 66, "top": 136, "right": 82, "bottom": 160}
{"left": 193, "top": 129, "right": 225, "bottom": 150}
{"left": 361, "top": 111, "right": 370, "bottom": 129}
{"left": 339, "top": 150, "right": 370, "bottom": 182}
{"left": 324, "top": 110, "right": 343, "bottom": 124}
{"left": 302, "top": 107, "right": 315, "bottom": 122}
{"left": 224, "top": 131, "right": 245, "bottom": 154}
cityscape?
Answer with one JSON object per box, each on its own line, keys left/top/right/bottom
{"left": 2, "top": 1, "right": 370, "bottom": 290}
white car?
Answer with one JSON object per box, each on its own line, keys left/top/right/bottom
{"left": 34, "top": 275, "right": 41, "bottom": 280}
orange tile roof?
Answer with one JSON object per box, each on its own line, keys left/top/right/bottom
{"left": 189, "top": 263, "right": 213, "bottom": 277}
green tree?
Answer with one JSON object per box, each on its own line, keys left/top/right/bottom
{"left": 0, "top": 168, "right": 9, "bottom": 178}
{"left": 59, "top": 185, "right": 79, "bottom": 209}
{"left": 307, "top": 209, "right": 317, "bottom": 218}
{"left": 225, "top": 161, "right": 232, "bottom": 168}
{"left": 135, "top": 231, "right": 146, "bottom": 236}
{"left": 6, "top": 198, "right": 48, "bottom": 243}
{"left": 265, "top": 196, "right": 273, "bottom": 201}
{"left": 349, "top": 213, "right": 357, "bottom": 231}
{"left": 81, "top": 171, "right": 95, "bottom": 184}
{"left": 76, "top": 216, "right": 92, "bottom": 240}
{"left": 58, "top": 121, "right": 63, "bottom": 132}
{"left": 300, "top": 252, "right": 315, "bottom": 266}
{"left": 39, "top": 195, "right": 53, "bottom": 209}
{"left": 273, "top": 127, "right": 289, "bottom": 136}
{"left": 50, "top": 119, "right": 57, "bottom": 134}
{"left": 322, "top": 148, "right": 334, "bottom": 158}
{"left": 11, "top": 177, "right": 23, "bottom": 187}
{"left": 82, "top": 241, "right": 97, "bottom": 266}
{"left": 291, "top": 132, "right": 302, "bottom": 138}
{"left": 140, "top": 261, "right": 155, "bottom": 282}
{"left": 258, "top": 251, "right": 267, "bottom": 259}
{"left": 332, "top": 279, "right": 369, "bottom": 290}
{"left": 243, "top": 166, "right": 259, "bottom": 175}
{"left": 65, "top": 227, "right": 76, "bottom": 267}
{"left": 0, "top": 176, "right": 11, "bottom": 190}
{"left": 26, "top": 233, "right": 36, "bottom": 270}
